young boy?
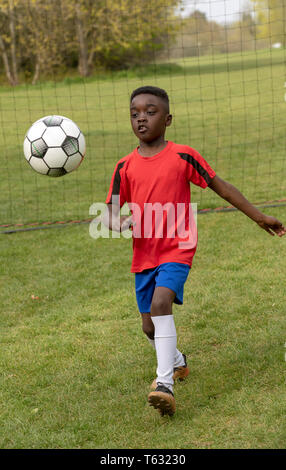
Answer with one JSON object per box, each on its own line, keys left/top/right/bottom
{"left": 103, "top": 85, "right": 285, "bottom": 417}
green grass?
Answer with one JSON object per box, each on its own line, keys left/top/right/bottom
{"left": 0, "top": 48, "right": 286, "bottom": 225}
{"left": 1, "top": 205, "right": 286, "bottom": 448}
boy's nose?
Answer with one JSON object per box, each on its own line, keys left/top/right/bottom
{"left": 138, "top": 114, "right": 147, "bottom": 122}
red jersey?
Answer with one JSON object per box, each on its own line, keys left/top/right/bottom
{"left": 106, "top": 141, "right": 216, "bottom": 272}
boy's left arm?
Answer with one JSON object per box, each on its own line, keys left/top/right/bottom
{"left": 208, "top": 175, "right": 286, "bottom": 237}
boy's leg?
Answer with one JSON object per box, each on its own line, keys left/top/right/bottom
{"left": 141, "top": 313, "right": 155, "bottom": 341}
{"left": 136, "top": 264, "right": 189, "bottom": 415}
{"left": 141, "top": 313, "right": 185, "bottom": 371}
{"left": 148, "top": 286, "right": 177, "bottom": 415}
{"left": 150, "top": 286, "right": 177, "bottom": 391}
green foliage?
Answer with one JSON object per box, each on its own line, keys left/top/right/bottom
{"left": 168, "top": 8, "right": 258, "bottom": 58}
{"left": 251, "top": 0, "right": 286, "bottom": 45}
{"left": 1, "top": 0, "right": 285, "bottom": 84}
{"left": 0, "top": 0, "right": 179, "bottom": 84}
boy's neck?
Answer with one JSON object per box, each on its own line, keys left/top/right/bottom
{"left": 138, "top": 137, "right": 168, "bottom": 157}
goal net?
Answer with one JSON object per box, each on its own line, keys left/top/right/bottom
{"left": 0, "top": 0, "right": 285, "bottom": 227}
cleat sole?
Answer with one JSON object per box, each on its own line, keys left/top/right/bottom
{"left": 148, "top": 391, "right": 175, "bottom": 416}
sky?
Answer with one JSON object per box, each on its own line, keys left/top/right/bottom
{"left": 178, "top": 0, "right": 252, "bottom": 24}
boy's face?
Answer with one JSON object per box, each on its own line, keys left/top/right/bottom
{"left": 130, "top": 93, "right": 172, "bottom": 143}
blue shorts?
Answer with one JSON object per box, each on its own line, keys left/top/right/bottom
{"left": 135, "top": 262, "right": 190, "bottom": 313}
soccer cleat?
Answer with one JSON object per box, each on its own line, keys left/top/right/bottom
{"left": 148, "top": 383, "right": 176, "bottom": 416}
{"left": 150, "top": 354, "right": 189, "bottom": 390}
{"left": 173, "top": 353, "right": 189, "bottom": 381}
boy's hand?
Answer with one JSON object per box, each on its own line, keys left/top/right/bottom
{"left": 100, "top": 204, "right": 133, "bottom": 232}
{"left": 256, "top": 215, "right": 286, "bottom": 237}
{"left": 120, "top": 215, "right": 133, "bottom": 232}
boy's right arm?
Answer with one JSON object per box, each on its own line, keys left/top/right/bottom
{"left": 102, "top": 203, "right": 133, "bottom": 232}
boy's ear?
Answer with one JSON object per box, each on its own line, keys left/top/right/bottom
{"left": 166, "top": 114, "right": 172, "bottom": 127}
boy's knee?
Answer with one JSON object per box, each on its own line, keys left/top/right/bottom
{"left": 151, "top": 297, "right": 171, "bottom": 316}
{"left": 150, "top": 287, "right": 175, "bottom": 316}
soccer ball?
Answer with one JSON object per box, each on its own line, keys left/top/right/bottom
{"left": 23, "top": 115, "right": 86, "bottom": 177}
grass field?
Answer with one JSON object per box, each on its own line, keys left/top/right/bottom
{"left": 0, "top": 48, "right": 285, "bottom": 225}
{"left": 1, "top": 206, "right": 285, "bottom": 448}
{"left": 1, "top": 48, "right": 286, "bottom": 449}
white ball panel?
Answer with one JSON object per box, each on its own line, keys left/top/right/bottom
{"left": 61, "top": 119, "right": 80, "bottom": 138}
{"left": 64, "top": 152, "right": 83, "bottom": 172}
{"left": 27, "top": 121, "right": 47, "bottom": 141}
{"left": 43, "top": 127, "right": 66, "bottom": 146}
{"left": 29, "top": 156, "right": 49, "bottom": 175}
{"left": 44, "top": 147, "right": 68, "bottom": 168}
{"left": 78, "top": 132, "right": 86, "bottom": 156}
{"left": 23, "top": 137, "right": 31, "bottom": 160}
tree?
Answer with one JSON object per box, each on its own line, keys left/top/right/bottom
{"left": 63, "top": 0, "right": 180, "bottom": 74}
{"left": 222, "top": 10, "right": 256, "bottom": 53}
{"left": 0, "top": 0, "right": 74, "bottom": 84}
{"left": 251, "top": 0, "right": 286, "bottom": 45}
{"left": 168, "top": 9, "right": 224, "bottom": 57}
{"left": 0, "top": 0, "right": 180, "bottom": 84}
{"left": 23, "top": 0, "right": 74, "bottom": 84}
{"left": 0, "top": 0, "right": 20, "bottom": 85}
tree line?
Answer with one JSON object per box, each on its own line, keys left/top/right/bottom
{"left": 0, "top": 0, "right": 179, "bottom": 85}
{"left": 0, "top": 0, "right": 284, "bottom": 86}
{"left": 167, "top": 0, "right": 285, "bottom": 59}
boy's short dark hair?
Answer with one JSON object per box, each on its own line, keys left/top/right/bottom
{"left": 130, "top": 86, "right": 170, "bottom": 113}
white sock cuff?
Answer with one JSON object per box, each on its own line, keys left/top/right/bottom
{"left": 151, "top": 315, "right": 176, "bottom": 338}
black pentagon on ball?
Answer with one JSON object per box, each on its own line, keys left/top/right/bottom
{"left": 43, "top": 116, "right": 63, "bottom": 127}
{"left": 31, "top": 138, "right": 48, "bottom": 158}
{"left": 62, "top": 136, "right": 79, "bottom": 156}
{"left": 48, "top": 168, "right": 67, "bottom": 177}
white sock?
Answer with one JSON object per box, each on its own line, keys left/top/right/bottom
{"left": 151, "top": 315, "right": 177, "bottom": 393}
{"left": 174, "top": 349, "right": 185, "bottom": 368}
{"left": 147, "top": 336, "right": 184, "bottom": 369}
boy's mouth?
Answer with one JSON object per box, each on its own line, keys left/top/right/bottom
{"left": 138, "top": 125, "right": 148, "bottom": 133}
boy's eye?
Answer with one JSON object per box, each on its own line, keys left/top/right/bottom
{"left": 130, "top": 110, "right": 156, "bottom": 118}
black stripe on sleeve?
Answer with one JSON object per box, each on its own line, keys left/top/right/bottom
{"left": 107, "top": 160, "right": 126, "bottom": 204}
{"left": 178, "top": 152, "right": 212, "bottom": 185}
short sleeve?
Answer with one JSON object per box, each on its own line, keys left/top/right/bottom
{"left": 105, "top": 160, "right": 127, "bottom": 207}
{"left": 178, "top": 149, "right": 216, "bottom": 188}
